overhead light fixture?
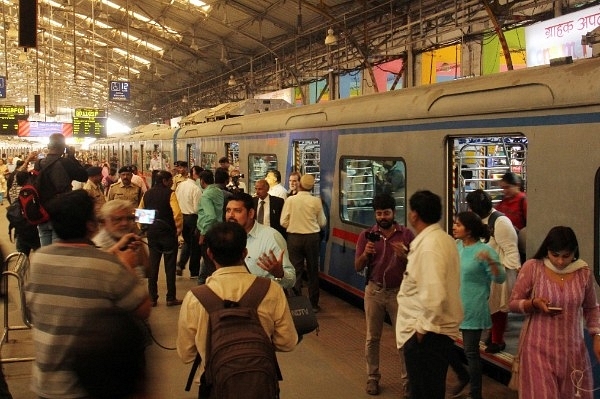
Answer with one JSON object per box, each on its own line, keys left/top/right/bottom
{"left": 228, "top": 75, "right": 236, "bottom": 86}
{"left": 18, "top": 51, "right": 27, "bottom": 62}
{"left": 324, "top": 28, "right": 338, "bottom": 46}
{"left": 182, "top": 95, "right": 188, "bottom": 103}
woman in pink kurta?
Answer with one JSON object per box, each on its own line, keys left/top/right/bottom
{"left": 509, "top": 226, "right": 600, "bottom": 399}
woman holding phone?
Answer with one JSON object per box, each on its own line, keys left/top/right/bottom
{"left": 508, "top": 226, "right": 600, "bottom": 399}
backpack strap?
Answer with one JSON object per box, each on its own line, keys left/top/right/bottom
{"left": 487, "top": 210, "right": 504, "bottom": 237}
{"left": 239, "top": 277, "right": 271, "bottom": 309}
{"left": 190, "top": 285, "right": 224, "bottom": 314}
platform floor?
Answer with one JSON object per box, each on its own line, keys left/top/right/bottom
{"left": 1, "top": 264, "right": 518, "bottom": 399}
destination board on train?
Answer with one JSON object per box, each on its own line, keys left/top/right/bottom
{"left": 72, "top": 108, "right": 107, "bottom": 138}
{"left": 0, "top": 105, "right": 27, "bottom": 136}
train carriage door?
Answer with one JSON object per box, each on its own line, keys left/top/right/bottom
{"left": 450, "top": 135, "right": 527, "bottom": 217}
{"left": 225, "top": 142, "right": 240, "bottom": 170}
{"left": 187, "top": 143, "right": 196, "bottom": 166}
{"left": 292, "top": 140, "right": 321, "bottom": 196}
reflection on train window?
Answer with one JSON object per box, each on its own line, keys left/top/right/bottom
{"left": 200, "top": 152, "right": 217, "bottom": 171}
{"left": 225, "top": 142, "right": 240, "bottom": 169}
{"left": 340, "top": 158, "right": 406, "bottom": 227}
{"left": 452, "top": 135, "right": 527, "bottom": 214}
{"left": 292, "top": 140, "right": 320, "bottom": 196}
{"left": 249, "top": 154, "right": 278, "bottom": 191}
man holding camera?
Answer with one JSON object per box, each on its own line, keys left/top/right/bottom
{"left": 354, "top": 194, "right": 414, "bottom": 397}
{"left": 226, "top": 169, "right": 247, "bottom": 194}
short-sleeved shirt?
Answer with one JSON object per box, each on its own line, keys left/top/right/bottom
{"left": 25, "top": 244, "right": 148, "bottom": 398}
{"left": 107, "top": 182, "right": 142, "bottom": 204}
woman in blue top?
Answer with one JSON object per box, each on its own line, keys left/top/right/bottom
{"left": 449, "top": 211, "right": 505, "bottom": 399}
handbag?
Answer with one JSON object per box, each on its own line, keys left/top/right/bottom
{"left": 287, "top": 295, "right": 319, "bottom": 336}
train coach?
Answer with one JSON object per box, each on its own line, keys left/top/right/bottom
{"left": 91, "top": 58, "right": 600, "bottom": 373}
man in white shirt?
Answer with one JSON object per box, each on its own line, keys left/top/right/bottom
{"left": 395, "top": 190, "right": 463, "bottom": 399}
{"left": 266, "top": 170, "right": 288, "bottom": 200}
{"left": 149, "top": 152, "right": 163, "bottom": 187}
{"left": 175, "top": 162, "right": 202, "bottom": 278}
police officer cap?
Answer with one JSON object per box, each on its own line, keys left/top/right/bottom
{"left": 87, "top": 166, "right": 103, "bottom": 177}
{"left": 118, "top": 166, "right": 133, "bottom": 174}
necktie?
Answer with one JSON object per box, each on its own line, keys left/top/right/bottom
{"left": 257, "top": 200, "right": 265, "bottom": 224}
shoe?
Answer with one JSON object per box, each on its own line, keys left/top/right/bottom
{"left": 484, "top": 342, "right": 506, "bottom": 353}
{"left": 449, "top": 377, "right": 469, "bottom": 397}
{"left": 166, "top": 299, "right": 183, "bottom": 306}
{"left": 176, "top": 267, "right": 183, "bottom": 276}
{"left": 312, "top": 305, "right": 321, "bottom": 313}
{"left": 366, "top": 379, "right": 379, "bottom": 395}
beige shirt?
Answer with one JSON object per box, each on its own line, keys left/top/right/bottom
{"left": 83, "top": 179, "right": 106, "bottom": 216}
{"left": 176, "top": 266, "right": 298, "bottom": 376}
{"left": 280, "top": 191, "right": 326, "bottom": 234}
{"left": 107, "top": 182, "right": 142, "bottom": 205}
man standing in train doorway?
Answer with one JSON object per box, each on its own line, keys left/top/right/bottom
{"left": 281, "top": 174, "right": 326, "bottom": 312}
{"left": 354, "top": 194, "right": 414, "bottom": 397}
{"left": 149, "top": 151, "right": 163, "bottom": 187}
{"left": 396, "top": 190, "right": 462, "bottom": 399}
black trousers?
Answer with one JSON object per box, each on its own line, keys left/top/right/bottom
{"left": 403, "top": 332, "right": 453, "bottom": 399}
{"left": 178, "top": 214, "right": 201, "bottom": 277}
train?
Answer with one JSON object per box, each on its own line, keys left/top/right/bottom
{"left": 90, "top": 57, "right": 600, "bottom": 373}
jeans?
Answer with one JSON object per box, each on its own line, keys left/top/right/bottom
{"left": 198, "top": 242, "right": 216, "bottom": 285}
{"left": 37, "top": 221, "right": 58, "bottom": 247}
{"left": 462, "top": 329, "right": 483, "bottom": 399}
{"left": 364, "top": 281, "right": 409, "bottom": 394}
{"left": 178, "top": 214, "right": 201, "bottom": 276}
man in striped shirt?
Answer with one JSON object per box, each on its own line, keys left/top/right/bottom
{"left": 25, "top": 190, "right": 151, "bottom": 398}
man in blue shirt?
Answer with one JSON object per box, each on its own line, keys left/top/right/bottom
{"left": 225, "top": 192, "right": 295, "bottom": 289}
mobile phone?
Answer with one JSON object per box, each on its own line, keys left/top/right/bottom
{"left": 135, "top": 208, "right": 156, "bottom": 224}
{"left": 548, "top": 306, "right": 563, "bottom": 312}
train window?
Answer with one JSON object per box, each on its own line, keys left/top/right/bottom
{"left": 452, "top": 136, "right": 527, "bottom": 214}
{"left": 249, "top": 154, "right": 278, "bottom": 192}
{"left": 340, "top": 158, "right": 406, "bottom": 227}
{"left": 200, "top": 152, "right": 217, "bottom": 171}
{"left": 225, "top": 142, "right": 240, "bottom": 169}
{"left": 292, "top": 140, "right": 320, "bottom": 196}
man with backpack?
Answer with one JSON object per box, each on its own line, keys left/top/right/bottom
{"left": 177, "top": 222, "right": 298, "bottom": 399}
{"left": 34, "top": 133, "right": 88, "bottom": 246}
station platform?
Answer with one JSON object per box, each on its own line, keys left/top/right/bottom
{"left": 1, "top": 259, "right": 518, "bottom": 399}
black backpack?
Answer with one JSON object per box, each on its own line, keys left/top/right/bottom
{"left": 188, "top": 277, "right": 281, "bottom": 399}
{"left": 6, "top": 199, "right": 29, "bottom": 242}
{"left": 19, "top": 157, "right": 64, "bottom": 226}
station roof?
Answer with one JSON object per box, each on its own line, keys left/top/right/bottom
{"left": 1, "top": 0, "right": 598, "bottom": 125}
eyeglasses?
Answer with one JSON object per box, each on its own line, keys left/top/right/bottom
{"left": 110, "top": 215, "right": 136, "bottom": 223}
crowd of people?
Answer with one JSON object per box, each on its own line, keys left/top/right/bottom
{"left": 5, "top": 134, "right": 599, "bottom": 399}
